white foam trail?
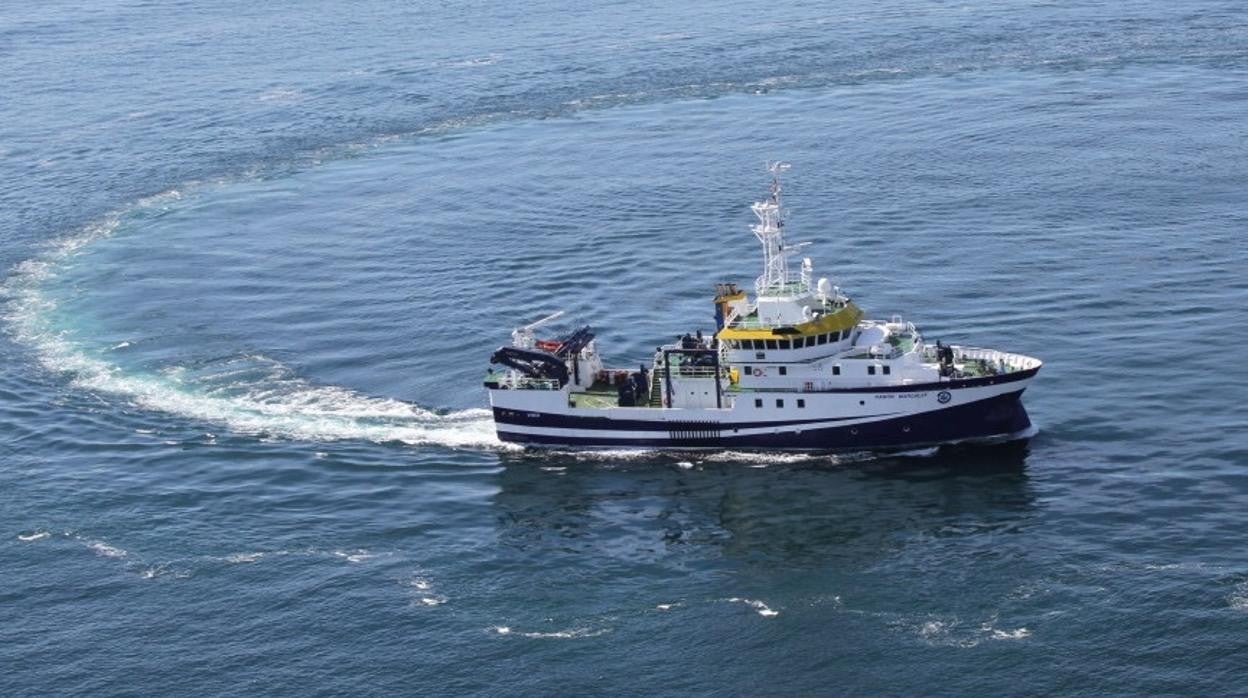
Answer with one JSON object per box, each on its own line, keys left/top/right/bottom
{"left": 17, "top": 531, "right": 50, "bottom": 542}
{"left": 519, "top": 628, "right": 609, "bottom": 639}
{"left": 490, "top": 623, "right": 609, "bottom": 638}
{"left": 0, "top": 190, "right": 513, "bottom": 452}
{"left": 140, "top": 564, "right": 170, "bottom": 579}
{"left": 332, "top": 549, "right": 381, "bottom": 563}
{"left": 703, "top": 450, "right": 859, "bottom": 465}
{"left": 727, "top": 597, "right": 779, "bottom": 617}
{"left": 911, "top": 614, "right": 1032, "bottom": 647}
{"left": 87, "top": 540, "right": 128, "bottom": 558}
{"left": 1230, "top": 582, "right": 1248, "bottom": 611}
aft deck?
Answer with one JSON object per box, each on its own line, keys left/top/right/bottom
{"left": 569, "top": 380, "right": 620, "bottom": 409}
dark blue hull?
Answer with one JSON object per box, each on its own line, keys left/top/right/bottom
{"left": 497, "top": 389, "right": 1033, "bottom": 450}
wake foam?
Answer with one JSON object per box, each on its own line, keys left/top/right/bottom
{"left": 491, "top": 625, "right": 610, "bottom": 639}
{"left": 1, "top": 190, "right": 510, "bottom": 451}
{"left": 908, "top": 614, "right": 1031, "bottom": 648}
{"left": 727, "top": 597, "right": 779, "bottom": 617}
{"left": 1230, "top": 582, "right": 1248, "bottom": 611}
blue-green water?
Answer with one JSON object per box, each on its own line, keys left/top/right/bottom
{"left": 3, "top": 1, "right": 1248, "bottom": 693}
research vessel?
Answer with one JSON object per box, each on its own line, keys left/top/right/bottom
{"left": 484, "top": 163, "right": 1041, "bottom": 449}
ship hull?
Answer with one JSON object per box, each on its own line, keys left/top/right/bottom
{"left": 490, "top": 368, "right": 1038, "bottom": 451}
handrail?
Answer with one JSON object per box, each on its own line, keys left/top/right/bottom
{"left": 494, "top": 375, "right": 561, "bottom": 391}
{"left": 657, "top": 366, "right": 722, "bottom": 379}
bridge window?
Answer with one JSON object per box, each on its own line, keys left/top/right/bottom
{"left": 754, "top": 398, "right": 763, "bottom": 408}
{"left": 766, "top": 339, "right": 778, "bottom": 350}
{"left": 781, "top": 339, "right": 793, "bottom": 350}
{"left": 778, "top": 366, "right": 787, "bottom": 376}
{"left": 776, "top": 399, "right": 785, "bottom": 408}
{"left": 868, "top": 365, "right": 876, "bottom": 375}
{"left": 797, "top": 399, "right": 806, "bottom": 408}
{"left": 833, "top": 365, "right": 841, "bottom": 376}
{"left": 817, "top": 333, "right": 829, "bottom": 345}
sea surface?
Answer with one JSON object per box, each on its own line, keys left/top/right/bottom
{"left": 3, "top": 0, "right": 1248, "bottom": 694}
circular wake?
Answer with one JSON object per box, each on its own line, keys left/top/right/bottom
{"left": 1, "top": 189, "right": 508, "bottom": 451}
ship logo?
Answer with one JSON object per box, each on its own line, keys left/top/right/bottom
{"left": 937, "top": 391, "right": 952, "bottom": 404}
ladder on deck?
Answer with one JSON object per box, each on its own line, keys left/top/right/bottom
{"left": 649, "top": 368, "right": 664, "bottom": 407}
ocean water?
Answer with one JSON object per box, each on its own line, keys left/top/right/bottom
{"left": 3, "top": 0, "right": 1248, "bottom": 693}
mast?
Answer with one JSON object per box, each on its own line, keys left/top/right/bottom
{"left": 751, "top": 161, "right": 805, "bottom": 296}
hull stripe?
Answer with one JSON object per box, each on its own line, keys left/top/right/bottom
{"left": 497, "top": 390, "right": 1032, "bottom": 450}
{"left": 492, "top": 409, "right": 900, "bottom": 432}
{"left": 806, "top": 366, "right": 1038, "bottom": 394}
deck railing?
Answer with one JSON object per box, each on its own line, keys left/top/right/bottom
{"left": 492, "top": 375, "right": 561, "bottom": 391}
{"left": 921, "top": 345, "right": 1041, "bottom": 374}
